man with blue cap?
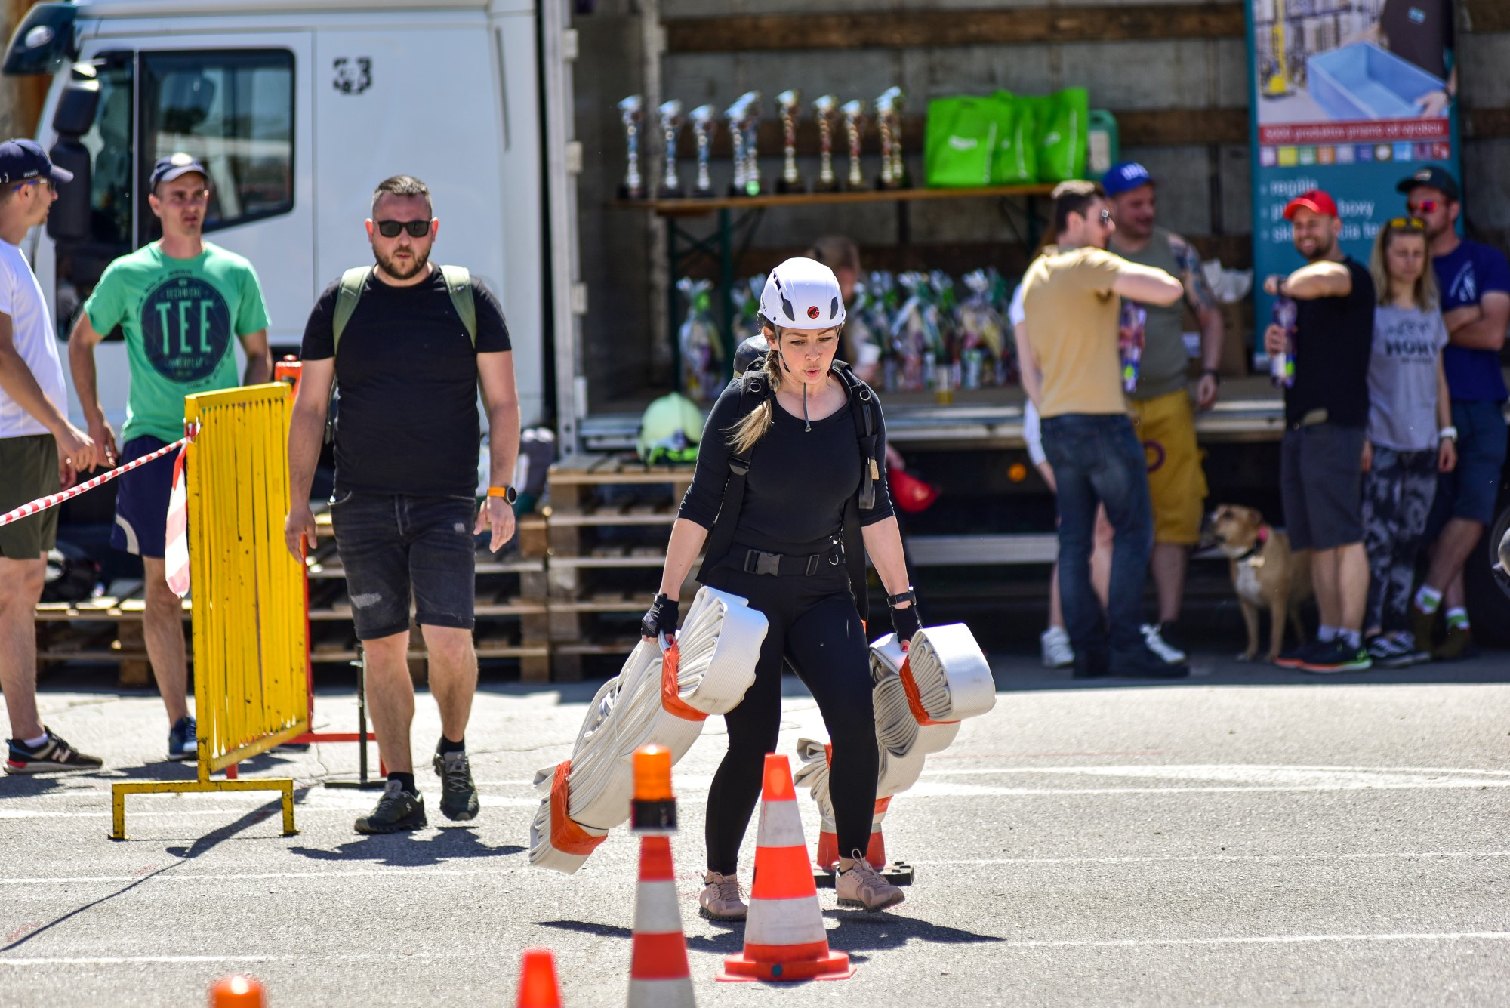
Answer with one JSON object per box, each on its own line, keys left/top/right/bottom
{"left": 1102, "top": 160, "right": 1226, "bottom": 666}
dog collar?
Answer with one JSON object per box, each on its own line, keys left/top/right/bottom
{"left": 1236, "top": 526, "right": 1270, "bottom": 563}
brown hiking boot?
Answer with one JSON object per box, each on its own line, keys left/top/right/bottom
{"left": 836, "top": 857, "right": 905, "bottom": 912}
{"left": 698, "top": 871, "right": 747, "bottom": 921}
{"left": 1432, "top": 622, "right": 1476, "bottom": 661}
{"left": 1409, "top": 605, "right": 1437, "bottom": 652}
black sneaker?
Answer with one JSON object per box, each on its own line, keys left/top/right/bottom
{"left": 1274, "top": 639, "right": 1325, "bottom": 669}
{"left": 1110, "top": 643, "right": 1190, "bottom": 679}
{"left": 354, "top": 780, "right": 427, "bottom": 834}
{"left": 433, "top": 749, "right": 480, "bottom": 822}
{"left": 5, "top": 729, "right": 104, "bottom": 775}
{"left": 1299, "top": 639, "right": 1372, "bottom": 673}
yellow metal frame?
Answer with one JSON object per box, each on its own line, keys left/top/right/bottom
{"left": 111, "top": 384, "right": 309, "bottom": 840}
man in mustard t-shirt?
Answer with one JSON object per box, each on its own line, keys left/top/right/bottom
{"left": 68, "top": 154, "right": 271, "bottom": 762}
{"left": 1020, "top": 180, "right": 1187, "bottom": 679}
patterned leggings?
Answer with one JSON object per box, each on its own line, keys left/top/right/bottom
{"left": 1362, "top": 446, "right": 1438, "bottom": 633}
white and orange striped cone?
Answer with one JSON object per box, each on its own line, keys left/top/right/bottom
{"left": 718, "top": 753, "right": 855, "bottom": 982}
{"left": 627, "top": 834, "right": 695, "bottom": 1007}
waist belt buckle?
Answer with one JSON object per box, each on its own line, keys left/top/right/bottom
{"left": 744, "top": 549, "right": 781, "bottom": 576}
{"left": 805, "top": 553, "right": 820, "bottom": 576}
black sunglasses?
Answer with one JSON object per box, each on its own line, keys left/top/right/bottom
{"left": 375, "top": 218, "right": 431, "bottom": 238}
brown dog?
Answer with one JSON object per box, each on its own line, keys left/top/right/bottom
{"left": 1208, "top": 504, "right": 1313, "bottom": 663}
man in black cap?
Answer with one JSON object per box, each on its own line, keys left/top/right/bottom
{"left": 1398, "top": 165, "right": 1510, "bottom": 659}
{"left": 68, "top": 153, "right": 272, "bottom": 761}
{"left": 0, "top": 138, "right": 106, "bottom": 774}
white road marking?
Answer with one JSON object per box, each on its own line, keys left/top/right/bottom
{"left": 3, "top": 849, "right": 1508, "bottom": 886}
{"left": 3, "top": 932, "right": 1509, "bottom": 965}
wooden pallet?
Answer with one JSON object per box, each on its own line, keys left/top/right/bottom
{"left": 34, "top": 592, "right": 188, "bottom": 687}
{"left": 543, "top": 458, "right": 697, "bottom": 679}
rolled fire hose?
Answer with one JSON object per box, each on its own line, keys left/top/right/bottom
{"left": 796, "top": 622, "right": 997, "bottom": 846}
{"left": 529, "top": 586, "right": 767, "bottom": 874}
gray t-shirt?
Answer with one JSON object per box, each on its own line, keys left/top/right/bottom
{"left": 1367, "top": 304, "right": 1448, "bottom": 452}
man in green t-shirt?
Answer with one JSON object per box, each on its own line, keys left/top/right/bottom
{"left": 68, "top": 153, "right": 271, "bottom": 762}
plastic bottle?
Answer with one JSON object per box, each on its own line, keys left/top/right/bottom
{"left": 1118, "top": 301, "right": 1146, "bottom": 392}
{"left": 1270, "top": 295, "right": 1297, "bottom": 388}
{"left": 1087, "top": 110, "right": 1119, "bottom": 177}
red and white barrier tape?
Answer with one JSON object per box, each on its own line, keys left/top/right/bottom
{"left": 164, "top": 449, "right": 191, "bottom": 597}
{"left": 0, "top": 435, "right": 189, "bottom": 528}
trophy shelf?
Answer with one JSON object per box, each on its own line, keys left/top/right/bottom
{"left": 622, "top": 182, "right": 1057, "bottom": 218}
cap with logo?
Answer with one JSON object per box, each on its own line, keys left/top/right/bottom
{"left": 0, "top": 138, "right": 73, "bottom": 186}
{"left": 1282, "top": 188, "right": 1339, "bottom": 219}
{"left": 1394, "top": 165, "right": 1459, "bottom": 201}
{"left": 1101, "top": 161, "right": 1153, "bottom": 198}
{"left": 149, "top": 152, "right": 209, "bottom": 191}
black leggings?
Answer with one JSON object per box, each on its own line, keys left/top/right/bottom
{"left": 701, "top": 563, "right": 878, "bottom": 875}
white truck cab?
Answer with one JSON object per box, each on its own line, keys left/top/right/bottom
{"left": 3, "top": 0, "right": 580, "bottom": 436}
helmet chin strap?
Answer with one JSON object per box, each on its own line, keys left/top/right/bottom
{"left": 773, "top": 340, "right": 814, "bottom": 433}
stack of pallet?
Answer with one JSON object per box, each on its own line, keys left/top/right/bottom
{"left": 542, "top": 457, "right": 695, "bottom": 681}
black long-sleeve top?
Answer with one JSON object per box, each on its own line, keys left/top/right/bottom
{"left": 678, "top": 378, "right": 895, "bottom": 559}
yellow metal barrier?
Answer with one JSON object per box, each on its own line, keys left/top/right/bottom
{"left": 111, "top": 384, "right": 308, "bottom": 839}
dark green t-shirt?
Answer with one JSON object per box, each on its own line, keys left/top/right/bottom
{"left": 85, "top": 241, "right": 270, "bottom": 442}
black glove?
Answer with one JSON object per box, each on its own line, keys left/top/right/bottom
{"left": 641, "top": 593, "right": 679, "bottom": 640}
{"left": 890, "top": 599, "right": 921, "bottom": 645}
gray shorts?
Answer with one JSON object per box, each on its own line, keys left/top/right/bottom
{"left": 0, "top": 434, "right": 59, "bottom": 559}
{"left": 1281, "top": 422, "right": 1365, "bottom": 551}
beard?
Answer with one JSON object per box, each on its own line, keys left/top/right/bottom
{"left": 1296, "top": 235, "right": 1337, "bottom": 263}
{"left": 374, "top": 245, "right": 431, "bottom": 281}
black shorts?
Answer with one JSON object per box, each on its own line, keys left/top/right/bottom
{"left": 329, "top": 491, "right": 477, "bottom": 640}
{"left": 1281, "top": 423, "right": 1365, "bottom": 551}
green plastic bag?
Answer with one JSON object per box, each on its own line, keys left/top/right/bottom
{"left": 1033, "top": 87, "right": 1090, "bottom": 183}
{"left": 925, "top": 96, "right": 999, "bottom": 188}
{"left": 988, "top": 91, "right": 1037, "bottom": 185}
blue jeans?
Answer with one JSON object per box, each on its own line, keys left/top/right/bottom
{"left": 1041, "top": 414, "right": 1154, "bottom": 657}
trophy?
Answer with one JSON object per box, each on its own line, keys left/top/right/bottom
{"left": 775, "top": 89, "right": 804, "bottom": 193}
{"left": 689, "top": 104, "right": 716, "bottom": 198}
{"left": 656, "top": 98, "right": 684, "bottom": 199}
{"left": 738, "top": 90, "right": 763, "bottom": 196}
{"left": 726, "top": 96, "right": 749, "bottom": 197}
{"left": 617, "top": 95, "right": 645, "bottom": 200}
{"left": 841, "top": 99, "right": 866, "bottom": 191}
{"left": 812, "top": 94, "right": 840, "bottom": 193}
{"left": 875, "top": 87, "right": 906, "bottom": 190}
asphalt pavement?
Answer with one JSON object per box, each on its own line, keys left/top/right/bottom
{"left": 2, "top": 643, "right": 1508, "bottom": 1008}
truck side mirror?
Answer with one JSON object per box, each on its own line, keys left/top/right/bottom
{"left": 45, "top": 77, "right": 97, "bottom": 243}
{"left": 1, "top": 2, "right": 78, "bottom": 75}
{"left": 46, "top": 137, "right": 89, "bottom": 243}
{"left": 52, "top": 75, "right": 100, "bottom": 137}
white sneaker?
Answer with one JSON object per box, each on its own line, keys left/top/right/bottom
{"left": 1141, "top": 624, "right": 1187, "bottom": 664}
{"left": 1040, "top": 626, "right": 1074, "bottom": 668}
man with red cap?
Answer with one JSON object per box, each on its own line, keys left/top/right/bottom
{"left": 1262, "top": 189, "right": 1376, "bottom": 672}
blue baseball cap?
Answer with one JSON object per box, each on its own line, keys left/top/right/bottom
{"left": 149, "top": 152, "right": 209, "bottom": 191}
{"left": 1102, "top": 161, "right": 1153, "bottom": 197}
{"left": 0, "top": 138, "right": 73, "bottom": 186}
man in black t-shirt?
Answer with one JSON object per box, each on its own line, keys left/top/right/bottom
{"left": 1262, "top": 189, "right": 1377, "bottom": 673}
{"left": 284, "top": 174, "right": 521, "bottom": 834}
{"left": 1353, "top": 0, "right": 1456, "bottom": 117}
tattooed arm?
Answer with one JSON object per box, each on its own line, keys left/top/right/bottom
{"left": 1171, "top": 233, "right": 1225, "bottom": 409}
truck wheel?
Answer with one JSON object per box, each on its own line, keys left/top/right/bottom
{"left": 1464, "top": 499, "right": 1510, "bottom": 647}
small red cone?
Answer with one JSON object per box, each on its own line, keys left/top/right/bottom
{"left": 208, "top": 975, "right": 266, "bottom": 1007}
{"left": 517, "top": 948, "right": 563, "bottom": 1008}
{"left": 719, "top": 754, "right": 854, "bottom": 982}
{"left": 627, "top": 835, "right": 695, "bottom": 1007}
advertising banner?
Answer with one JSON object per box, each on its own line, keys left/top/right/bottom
{"left": 1246, "top": 0, "right": 1460, "bottom": 348}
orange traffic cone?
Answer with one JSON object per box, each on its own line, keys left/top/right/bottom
{"left": 516, "top": 948, "right": 563, "bottom": 1008}
{"left": 208, "top": 975, "right": 266, "bottom": 1007}
{"left": 719, "top": 754, "right": 855, "bottom": 982}
{"left": 627, "top": 835, "right": 695, "bottom": 1007}
{"left": 815, "top": 795, "right": 892, "bottom": 872}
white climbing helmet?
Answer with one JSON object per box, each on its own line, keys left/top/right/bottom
{"left": 758, "top": 256, "right": 846, "bottom": 329}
